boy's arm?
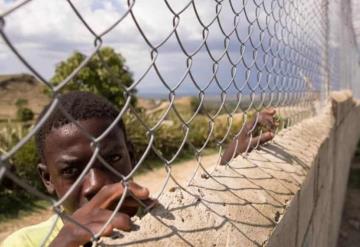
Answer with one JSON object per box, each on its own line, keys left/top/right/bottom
{"left": 221, "top": 109, "right": 276, "bottom": 165}
{"left": 50, "top": 182, "right": 151, "bottom": 247}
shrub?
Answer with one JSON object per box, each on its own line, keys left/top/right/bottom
{"left": 153, "top": 121, "right": 187, "bottom": 160}
{"left": 124, "top": 112, "right": 189, "bottom": 162}
{"left": 124, "top": 109, "right": 246, "bottom": 164}
{"left": 0, "top": 123, "right": 45, "bottom": 221}
{"left": 16, "top": 107, "right": 34, "bottom": 122}
{"left": 123, "top": 113, "right": 151, "bottom": 161}
{"left": 11, "top": 138, "right": 43, "bottom": 192}
{"left": 188, "top": 115, "right": 212, "bottom": 148}
{"left": 0, "top": 122, "right": 44, "bottom": 195}
{"left": 190, "top": 96, "right": 206, "bottom": 115}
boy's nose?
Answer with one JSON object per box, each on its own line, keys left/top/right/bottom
{"left": 82, "top": 168, "right": 112, "bottom": 201}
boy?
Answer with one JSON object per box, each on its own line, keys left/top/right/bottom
{"left": 1, "top": 91, "right": 275, "bottom": 246}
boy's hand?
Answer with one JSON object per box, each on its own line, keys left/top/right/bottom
{"left": 50, "top": 182, "right": 151, "bottom": 247}
{"left": 221, "top": 108, "right": 276, "bottom": 165}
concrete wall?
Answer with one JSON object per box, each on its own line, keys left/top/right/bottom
{"left": 267, "top": 91, "right": 360, "bottom": 247}
{"left": 104, "top": 91, "right": 360, "bottom": 247}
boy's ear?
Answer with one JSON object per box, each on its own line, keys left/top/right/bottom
{"left": 37, "top": 163, "right": 55, "bottom": 195}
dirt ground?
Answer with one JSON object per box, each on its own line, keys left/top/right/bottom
{"left": 0, "top": 153, "right": 219, "bottom": 242}
{"left": 337, "top": 158, "right": 360, "bottom": 247}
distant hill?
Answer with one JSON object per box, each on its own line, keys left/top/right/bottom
{"left": 0, "top": 74, "right": 196, "bottom": 120}
{"left": 0, "top": 74, "right": 50, "bottom": 120}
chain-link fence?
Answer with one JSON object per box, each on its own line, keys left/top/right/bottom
{"left": 0, "top": 0, "right": 359, "bottom": 246}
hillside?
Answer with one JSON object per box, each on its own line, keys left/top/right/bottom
{"left": 0, "top": 74, "right": 50, "bottom": 119}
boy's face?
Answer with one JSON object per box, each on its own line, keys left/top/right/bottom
{"left": 39, "top": 118, "right": 133, "bottom": 213}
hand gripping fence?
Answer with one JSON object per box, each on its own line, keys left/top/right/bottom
{"left": 0, "top": 0, "right": 359, "bottom": 246}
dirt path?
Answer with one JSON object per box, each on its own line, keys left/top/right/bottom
{"left": 135, "top": 153, "right": 218, "bottom": 192}
{"left": 0, "top": 153, "right": 219, "bottom": 242}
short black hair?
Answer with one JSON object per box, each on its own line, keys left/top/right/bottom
{"left": 35, "top": 91, "right": 130, "bottom": 164}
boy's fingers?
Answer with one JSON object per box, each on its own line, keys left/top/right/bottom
{"left": 94, "top": 209, "right": 132, "bottom": 231}
{"left": 128, "top": 182, "right": 150, "bottom": 200}
{"left": 87, "top": 182, "right": 150, "bottom": 210}
{"left": 120, "top": 197, "right": 157, "bottom": 209}
{"left": 259, "top": 111, "right": 276, "bottom": 128}
{"left": 88, "top": 183, "right": 125, "bottom": 209}
{"left": 260, "top": 132, "right": 275, "bottom": 144}
{"left": 109, "top": 212, "right": 132, "bottom": 232}
{"left": 250, "top": 131, "right": 274, "bottom": 149}
{"left": 92, "top": 210, "right": 131, "bottom": 234}
{"left": 64, "top": 209, "right": 131, "bottom": 244}
{"left": 259, "top": 117, "right": 274, "bottom": 128}
{"left": 260, "top": 108, "right": 276, "bottom": 116}
{"left": 247, "top": 108, "right": 276, "bottom": 130}
{"left": 84, "top": 213, "right": 131, "bottom": 241}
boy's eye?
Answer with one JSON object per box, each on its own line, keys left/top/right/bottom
{"left": 107, "top": 154, "right": 122, "bottom": 163}
{"left": 62, "top": 167, "right": 79, "bottom": 177}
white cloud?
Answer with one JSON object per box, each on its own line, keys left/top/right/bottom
{"left": 0, "top": 0, "right": 265, "bottom": 95}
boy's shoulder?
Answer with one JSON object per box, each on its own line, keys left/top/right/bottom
{"left": 1, "top": 214, "right": 63, "bottom": 247}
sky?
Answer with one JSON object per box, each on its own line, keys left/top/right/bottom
{"left": 0, "top": 0, "right": 326, "bottom": 97}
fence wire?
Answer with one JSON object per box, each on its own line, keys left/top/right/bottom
{"left": 0, "top": 0, "right": 359, "bottom": 246}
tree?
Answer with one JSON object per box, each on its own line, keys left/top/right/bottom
{"left": 51, "top": 47, "right": 136, "bottom": 108}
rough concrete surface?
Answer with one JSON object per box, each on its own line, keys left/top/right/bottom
{"left": 102, "top": 91, "right": 360, "bottom": 247}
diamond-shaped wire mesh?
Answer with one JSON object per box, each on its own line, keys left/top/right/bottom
{"left": 0, "top": 0, "right": 359, "bottom": 246}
